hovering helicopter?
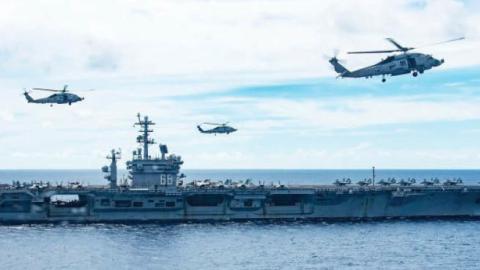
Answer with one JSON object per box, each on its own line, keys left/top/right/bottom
{"left": 197, "top": 122, "right": 237, "bottom": 135}
{"left": 23, "top": 85, "right": 87, "bottom": 106}
{"left": 329, "top": 37, "right": 464, "bottom": 82}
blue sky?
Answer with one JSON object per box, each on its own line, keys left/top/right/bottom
{"left": 0, "top": 0, "right": 479, "bottom": 169}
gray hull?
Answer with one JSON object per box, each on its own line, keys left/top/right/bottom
{"left": 1, "top": 185, "right": 480, "bottom": 223}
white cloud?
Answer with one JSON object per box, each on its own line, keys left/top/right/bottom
{"left": 254, "top": 95, "right": 480, "bottom": 130}
{"left": 0, "top": 0, "right": 478, "bottom": 90}
{"left": 3, "top": 89, "right": 480, "bottom": 168}
{"left": 1, "top": 1, "right": 480, "bottom": 169}
{"left": 0, "top": 111, "right": 15, "bottom": 122}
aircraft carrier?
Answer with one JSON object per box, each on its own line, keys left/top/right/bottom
{"left": 1, "top": 114, "right": 480, "bottom": 224}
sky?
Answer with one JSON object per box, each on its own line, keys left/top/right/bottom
{"left": 0, "top": 0, "right": 480, "bottom": 169}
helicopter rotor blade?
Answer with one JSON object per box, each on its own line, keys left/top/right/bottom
{"left": 432, "top": 36, "right": 465, "bottom": 45}
{"left": 32, "top": 88, "right": 64, "bottom": 92}
{"left": 202, "top": 122, "right": 223, "bottom": 126}
{"left": 348, "top": 49, "right": 402, "bottom": 54}
{"left": 62, "top": 88, "right": 95, "bottom": 92}
{"left": 349, "top": 38, "right": 413, "bottom": 54}
{"left": 414, "top": 37, "right": 465, "bottom": 49}
{"left": 385, "top": 38, "right": 413, "bottom": 52}
{"left": 76, "top": 88, "right": 95, "bottom": 92}
{"left": 348, "top": 37, "right": 463, "bottom": 55}
{"left": 32, "top": 87, "right": 94, "bottom": 93}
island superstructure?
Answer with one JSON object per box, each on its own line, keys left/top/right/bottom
{"left": 126, "top": 114, "right": 183, "bottom": 190}
{"left": 1, "top": 114, "right": 480, "bottom": 223}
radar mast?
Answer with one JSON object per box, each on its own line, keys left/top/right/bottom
{"left": 127, "top": 113, "right": 183, "bottom": 189}
{"left": 134, "top": 113, "right": 155, "bottom": 160}
{"left": 102, "top": 149, "right": 121, "bottom": 189}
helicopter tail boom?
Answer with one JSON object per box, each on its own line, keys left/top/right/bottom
{"left": 329, "top": 57, "right": 350, "bottom": 77}
{"left": 23, "top": 92, "right": 35, "bottom": 103}
{"left": 197, "top": 125, "right": 205, "bottom": 133}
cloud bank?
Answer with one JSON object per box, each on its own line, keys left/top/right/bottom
{"left": 0, "top": 0, "right": 479, "bottom": 169}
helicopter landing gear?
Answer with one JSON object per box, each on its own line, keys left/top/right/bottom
{"left": 381, "top": 75, "right": 386, "bottom": 83}
{"left": 50, "top": 104, "right": 53, "bottom": 107}
{"left": 412, "top": 71, "right": 418, "bottom": 77}
{"left": 69, "top": 102, "right": 72, "bottom": 106}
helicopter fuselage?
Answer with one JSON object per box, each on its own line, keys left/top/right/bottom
{"left": 334, "top": 53, "right": 443, "bottom": 80}
{"left": 350, "top": 53, "right": 442, "bottom": 77}
{"left": 197, "top": 125, "right": 237, "bottom": 135}
{"left": 25, "top": 92, "right": 84, "bottom": 105}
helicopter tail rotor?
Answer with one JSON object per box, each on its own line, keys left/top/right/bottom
{"left": 22, "top": 89, "right": 35, "bottom": 103}
{"left": 329, "top": 57, "right": 350, "bottom": 76}
{"left": 323, "top": 48, "right": 345, "bottom": 62}
{"left": 324, "top": 49, "right": 349, "bottom": 77}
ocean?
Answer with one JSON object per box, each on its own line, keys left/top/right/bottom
{"left": 0, "top": 169, "right": 479, "bottom": 270}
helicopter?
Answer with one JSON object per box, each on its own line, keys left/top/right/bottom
{"left": 197, "top": 122, "right": 237, "bottom": 135}
{"left": 329, "top": 37, "right": 464, "bottom": 82}
{"left": 23, "top": 85, "right": 86, "bottom": 106}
